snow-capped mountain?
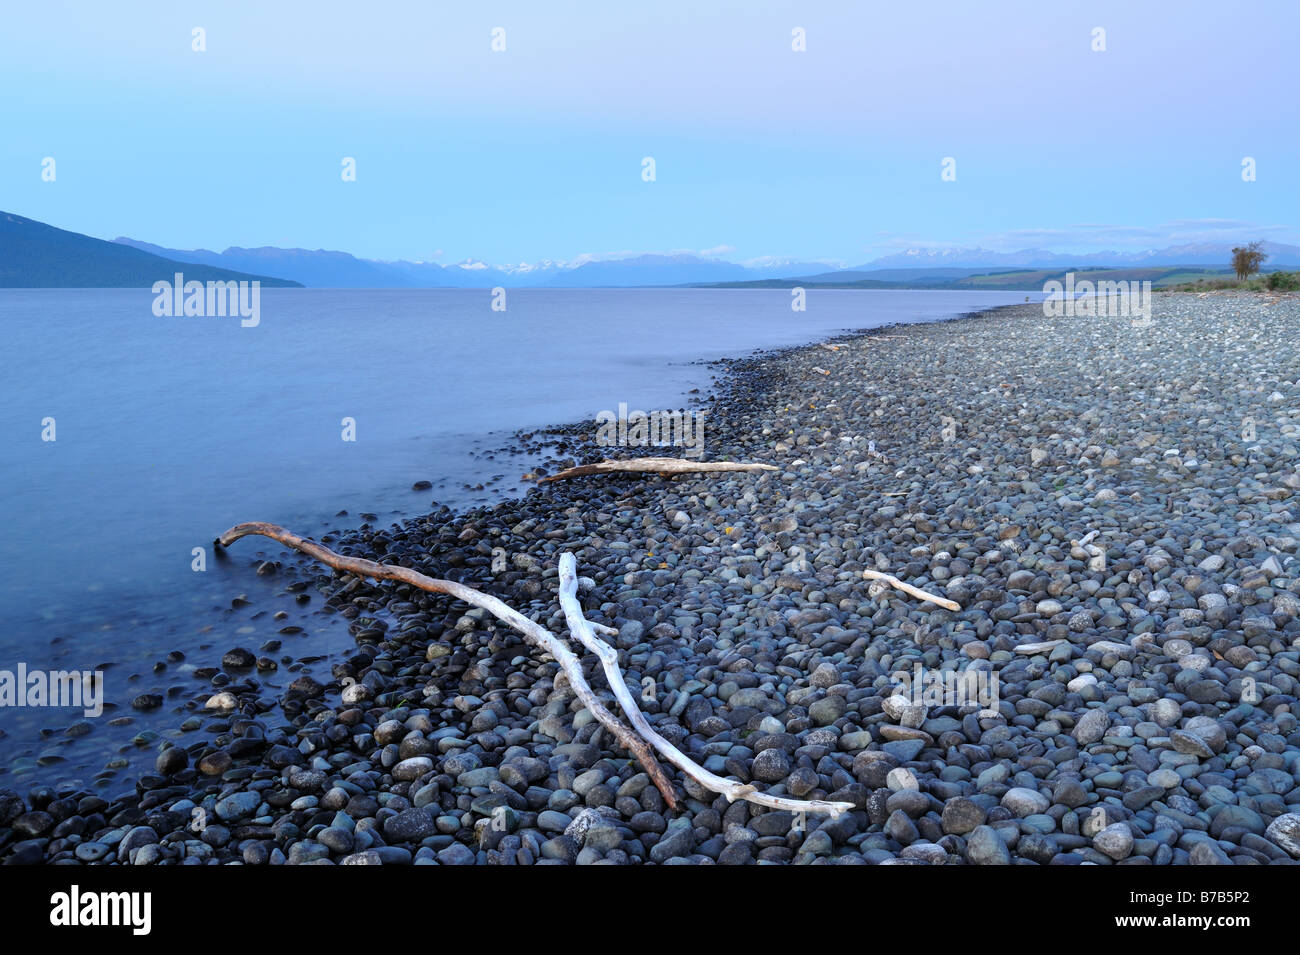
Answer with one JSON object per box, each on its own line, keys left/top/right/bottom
{"left": 111, "top": 238, "right": 830, "bottom": 288}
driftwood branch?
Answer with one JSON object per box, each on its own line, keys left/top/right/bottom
{"left": 541, "top": 457, "right": 777, "bottom": 483}
{"left": 218, "top": 521, "right": 854, "bottom": 820}
{"left": 216, "top": 521, "right": 679, "bottom": 810}
{"left": 863, "top": 569, "right": 961, "bottom": 611}
{"left": 557, "top": 553, "right": 853, "bottom": 818}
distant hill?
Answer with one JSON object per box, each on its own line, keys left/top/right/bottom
{"left": 859, "top": 241, "right": 1300, "bottom": 270}
{"left": 701, "top": 266, "right": 1238, "bottom": 291}
{"left": 777, "top": 266, "right": 995, "bottom": 285}
{"left": 0, "top": 212, "right": 301, "bottom": 288}
{"left": 955, "top": 266, "right": 1230, "bottom": 289}
{"left": 114, "top": 238, "right": 447, "bottom": 288}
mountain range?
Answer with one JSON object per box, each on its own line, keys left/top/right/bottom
{"left": 0, "top": 211, "right": 301, "bottom": 288}
{"left": 3, "top": 209, "right": 1297, "bottom": 288}
{"left": 114, "top": 236, "right": 1300, "bottom": 288}
{"left": 112, "top": 239, "right": 832, "bottom": 288}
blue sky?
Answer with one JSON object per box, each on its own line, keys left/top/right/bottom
{"left": 2, "top": 0, "right": 1296, "bottom": 265}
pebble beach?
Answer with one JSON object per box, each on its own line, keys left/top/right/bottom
{"left": 4, "top": 291, "right": 1300, "bottom": 866}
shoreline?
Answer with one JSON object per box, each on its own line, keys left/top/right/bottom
{"left": 5, "top": 291, "right": 1300, "bottom": 865}
{"left": 0, "top": 291, "right": 1020, "bottom": 794}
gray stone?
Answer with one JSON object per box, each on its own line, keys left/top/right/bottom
{"left": 214, "top": 791, "right": 261, "bottom": 822}
{"left": 383, "top": 807, "right": 437, "bottom": 842}
{"left": 1094, "top": 822, "right": 1134, "bottom": 860}
{"left": 1073, "top": 708, "right": 1110, "bottom": 745}
{"left": 1209, "top": 804, "right": 1264, "bottom": 839}
{"left": 1188, "top": 842, "right": 1231, "bottom": 865}
{"left": 808, "top": 695, "right": 846, "bottom": 726}
{"left": 650, "top": 825, "right": 695, "bottom": 863}
{"left": 1001, "top": 787, "right": 1049, "bottom": 817}
{"left": 1170, "top": 731, "right": 1216, "bottom": 759}
{"left": 941, "top": 797, "right": 986, "bottom": 835}
{"left": 881, "top": 739, "right": 925, "bottom": 763}
{"left": 436, "top": 843, "right": 476, "bottom": 865}
{"left": 392, "top": 756, "right": 434, "bottom": 781}
{"left": 966, "top": 825, "right": 1011, "bottom": 865}
{"left": 751, "top": 748, "right": 792, "bottom": 783}
{"left": 1264, "top": 814, "right": 1300, "bottom": 858}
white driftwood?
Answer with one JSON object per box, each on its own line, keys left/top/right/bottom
{"left": 557, "top": 553, "right": 854, "bottom": 818}
{"left": 862, "top": 569, "right": 961, "bottom": 611}
{"left": 541, "top": 457, "right": 777, "bottom": 483}
{"left": 216, "top": 522, "right": 679, "bottom": 809}
{"left": 1014, "top": 639, "right": 1067, "bottom": 655}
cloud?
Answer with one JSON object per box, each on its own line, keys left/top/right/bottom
{"left": 564, "top": 246, "right": 737, "bottom": 267}
{"left": 740, "top": 254, "right": 845, "bottom": 269}
{"left": 976, "top": 225, "right": 1162, "bottom": 250}
{"left": 565, "top": 249, "right": 643, "bottom": 267}
{"left": 991, "top": 220, "right": 1294, "bottom": 249}
{"left": 871, "top": 235, "right": 966, "bottom": 252}
{"left": 1164, "top": 218, "right": 1259, "bottom": 231}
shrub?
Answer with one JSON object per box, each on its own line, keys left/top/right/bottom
{"left": 1231, "top": 241, "right": 1268, "bottom": 280}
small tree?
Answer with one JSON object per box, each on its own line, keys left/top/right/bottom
{"left": 1231, "top": 241, "right": 1267, "bottom": 280}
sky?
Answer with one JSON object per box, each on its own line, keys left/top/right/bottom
{"left": 2, "top": 0, "right": 1297, "bottom": 266}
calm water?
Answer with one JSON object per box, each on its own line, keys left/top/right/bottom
{"left": 0, "top": 287, "right": 1035, "bottom": 787}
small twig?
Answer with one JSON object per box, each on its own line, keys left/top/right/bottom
{"left": 862, "top": 569, "right": 960, "bottom": 611}
{"left": 541, "top": 457, "right": 777, "bottom": 483}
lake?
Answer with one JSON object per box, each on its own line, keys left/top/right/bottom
{"left": 0, "top": 287, "right": 1037, "bottom": 788}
